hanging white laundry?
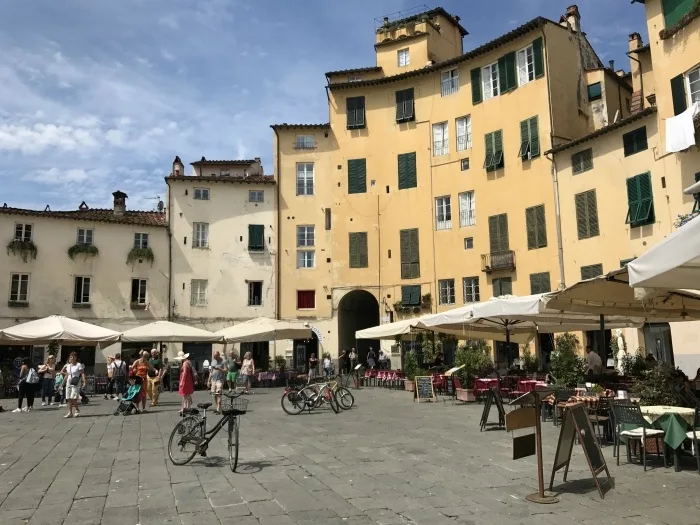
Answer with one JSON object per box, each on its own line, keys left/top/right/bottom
{"left": 666, "top": 102, "right": 699, "bottom": 154}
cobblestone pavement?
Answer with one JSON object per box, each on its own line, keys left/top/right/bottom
{"left": 1, "top": 387, "right": 700, "bottom": 525}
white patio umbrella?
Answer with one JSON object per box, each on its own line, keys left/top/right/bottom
{"left": 120, "top": 321, "right": 222, "bottom": 343}
{"left": 216, "top": 317, "right": 312, "bottom": 343}
{"left": 0, "top": 315, "right": 120, "bottom": 345}
{"left": 627, "top": 215, "right": 700, "bottom": 289}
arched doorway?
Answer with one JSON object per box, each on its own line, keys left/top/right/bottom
{"left": 338, "top": 289, "right": 380, "bottom": 367}
{"left": 293, "top": 333, "right": 318, "bottom": 372}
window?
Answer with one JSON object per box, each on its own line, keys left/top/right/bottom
{"left": 297, "top": 251, "right": 315, "bottom": 269}
{"left": 435, "top": 196, "right": 452, "bottom": 230}
{"left": 693, "top": 172, "right": 700, "bottom": 213}
{"left": 348, "top": 232, "right": 368, "bottom": 268}
{"left": 456, "top": 116, "right": 472, "bottom": 151}
{"left": 687, "top": 67, "right": 700, "bottom": 106}
{"left": 247, "top": 281, "right": 262, "bottom": 306}
{"left": 441, "top": 69, "right": 459, "bottom": 96}
{"left": 623, "top": 126, "right": 648, "bottom": 157}
{"left": 662, "top": 0, "right": 695, "bottom": 28}
{"left": 131, "top": 279, "right": 147, "bottom": 305}
{"left": 73, "top": 276, "right": 91, "bottom": 305}
{"left": 575, "top": 190, "right": 600, "bottom": 239}
{"left": 248, "top": 224, "right": 265, "bottom": 251}
{"left": 348, "top": 76, "right": 361, "bottom": 82}
{"left": 395, "top": 88, "right": 415, "bottom": 123}
{"left": 220, "top": 169, "right": 230, "bottom": 176}
{"left": 482, "top": 62, "right": 500, "bottom": 100}
{"left": 516, "top": 44, "right": 535, "bottom": 85}
{"left": 463, "top": 277, "right": 480, "bottom": 303}
{"left": 348, "top": 158, "right": 367, "bottom": 194}
{"left": 488, "top": 214, "right": 509, "bottom": 253}
{"left": 77, "top": 228, "right": 93, "bottom": 245}
{"left": 529, "top": 272, "right": 551, "bottom": 295}
{"left": 296, "top": 163, "right": 314, "bottom": 196}
{"left": 625, "top": 172, "right": 655, "bottom": 228}
{"left": 464, "top": 237, "right": 474, "bottom": 250}
{"left": 194, "top": 188, "right": 210, "bottom": 200}
{"left": 525, "top": 204, "right": 547, "bottom": 249}
{"left": 346, "top": 96, "right": 366, "bottom": 130}
{"left": 297, "top": 290, "right": 316, "bottom": 309}
{"left": 484, "top": 130, "right": 504, "bottom": 171}
{"left": 295, "top": 135, "right": 315, "bottom": 149}
{"left": 572, "top": 148, "right": 593, "bottom": 174}
{"left": 461, "top": 158, "right": 470, "bottom": 171}
{"left": 190, "top": 279, "right": 208, "bottom": 306}
{"left": 325, "top": 208, "right": 332, "bottom": 230}
{"left": 432, "top": 122, "right": 449, "bottom": 156}
{"left": 397, "top": 48, "right": 410, "bottom": 67}
{"left": 193, "top": 222, "right": 209, "bottom": 248}
{"left": 397, "top": 152, "right": 417, "bottom": 189}
{"left": 581, "top": 264, "right": 603, "bottom": 280}
{"left": 519, "top": 116, "right": 540, "bottom": 160}
{"left": 249, "top": 190, "right": 264, "bottom": 203}
{"left": 14, "top": 224, "right": 32, "bottom": 242}
{"left": 10, "top": 273, "right": 29, "bottom": 303}
{"left": 296, "top": 225, "right": 315, "bottom": 269}
{"left": 399, "top": 228, "right": 420, "bottom": 279}
{"left": 492, "top": 277, "right": 512, "bottom": 297}
{"left": 438, "top": 279, "right": 456, "bottom": 305}
{"left": 134, "top": 232, "right": 149, "bottom": 248}
{"left": 459, "top": 191, "right": 475, "bottom": 227}
{"left": 587, "top": 82, "right": 602, "bottom": 101}
{"left": 401, "top": 285, "right": 421, "bottom": 306}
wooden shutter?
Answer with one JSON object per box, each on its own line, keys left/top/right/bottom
{"left": 400, "top": 230, "right": 410, "bottom": 278}
{"left": 400, "top": 229, "right": 419, "bottom": 279}
{"left": 526, "top": 205, "right": 546, "bottom": 249}
{"left": 399, "top": 152, "right": 417, "bottom": 189}
{"left": 248, "top": 224, "right": 264, "bottom": 250}
{"left": 670, "top": 74, "right": 688, "bottom": 116}
{"left": 638, "top": 172, "right": 654, "bottom": 224}
{"left": 586, "top": 191, "right": 600, "bottom": 237}
{"left": 349, "top": 233, "right": 359, "bottom": 268}
{"left": 530, "top": 272, "right": 551, "bottom": 294}
{"left": 471, "top": 68, "right": 482, "bottom": 104}
{"left": 532, "top": 37, "right": 544, "bottom": 78}
{"left": 575, "top": 190, "right": 599, "bottom": 239}
{"left": 519, "top": 120, "right": 530, "bottom": 160}
{"left": 581, "top": 264, "right": 603, "bottom": 280}
{"left": 409, "top": 228, "right": 419, "bottom": 278}
{"left": 484, "top": 132, "right": 494, "bottom": 169}
{"left": 494, "top": 130, "right": 504, "bottom": 168}
{"left": 404, "top": 88, "right": 414, "bottom": 120}
{"left": 346, "top": 97, "right": 356, "bottom": 128}
{"left": 498, "top": 56, "right": 508, "bottom": 93}
{"left": 529, "top": 117, "right": 540, "bottom": 157}
{"left": 488, "top": 214, "right": 509, "bottom": 253}
{"left": 625, "top": 176, "right": 641, "bottom": 225}
{"left": 395, "top": 90, "right": 405, "bottom": 121}
{"left": 623, "top": 127, "right": 647, "bottom": 156}
{"left": 349, "top": 232, "right": 368, "bottom": 268}
{"left": 498, "top": 52, "right": 516, "bottom": 92}
{"left": 401, "top": 285, "right": 420, "bottom": 306}
{"left": 348, "top": 159, "right": 366, "bottom": 194}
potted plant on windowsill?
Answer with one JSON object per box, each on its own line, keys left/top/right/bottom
{"left": 68, "top": 243, "right": 99, "bottom": 260}
{"left": 127, "top": 246, "right": 155, "bottom": 265}
{"left": 6, "top": 239, "right": 38, "bottom": 262}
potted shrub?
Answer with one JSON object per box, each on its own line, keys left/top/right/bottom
{"left": 403, "top": 349, "right": 419, "bottom": 391}
{"left": 454, "top": 339, "right": 493, "bottom": 402}
{"left": 68, "top": 243, "right": 99, "bottom": 260}
{"left": 521, "top": 345, "right": 539, "bottom": 374}
{"left": 274, "top": 355, "right": 286, "bottom": 372}
{"left": 6, "top": 239, "right": 38, "bottom": 262}
{"left": 549, "top": 333, "right": 586, "bottom": 387}
{"left": 620, "top": 348, "right": 650, "bottom": 377}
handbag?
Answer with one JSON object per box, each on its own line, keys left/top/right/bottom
{"left": 68, "top": 365, "right": 81, "bottom": 386}
{"left": 26, "top": 368, "right": 40, "bottom": 384}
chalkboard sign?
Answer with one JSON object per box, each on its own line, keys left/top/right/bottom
{"left": 169, "top": 364, "right": 181, "bottom": 392}
{"left": 84, "top": 375, "right": 95, "bottom": 395}
{"left": 480, "top": 388, "right": 506, "bottom": 431}
{"left": 549, "top": 403, "right": 612, "bottom": 499}
{"left": 414, "top": 376, "right": 435, "bottom": 403}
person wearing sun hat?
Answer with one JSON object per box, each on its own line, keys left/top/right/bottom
{"left": 175, "top": 350, "right": 195, "bottom": 413}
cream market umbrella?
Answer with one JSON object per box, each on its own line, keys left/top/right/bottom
{"left": 120, "top": 321, "right": 222, "bottom": 343}
{"left": 216, "top": 317, "right": 312, "bottom": 343}
{"left": 627, "top": 215, "right": 700, "bottom": 290}
{"left": 0, "top": 315, "right": 120, "bottom": 345}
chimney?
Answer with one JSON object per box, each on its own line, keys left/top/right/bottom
{"left": 112, "top": 191, "right": 128, "bottom": 216}
{"left": 172, "top": 155, "right": 184, "bottom": 177}
{"left": 565, "top": 5, "right": 581, "bottom": 33}
{"left": 628, "top": 32, "right": 643, "bottom": 52}
{"left": 383, "top": 16, "right": 389, "bottom": 26}
{"left": 608, "top": 60, "right": 615, "bottom": 71}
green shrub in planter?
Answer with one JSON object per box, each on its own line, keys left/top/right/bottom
{"left": 550, "top": 333, "right": 586, "bottom": 387}
{"left": 68, "top": 243, "right": 99, "bottom": 260}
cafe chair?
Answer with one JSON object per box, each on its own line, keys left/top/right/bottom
{"left": 609, "top": 399, "right": 635, "bottom": 457}
{"left": 588, "top": 397, "right": 611, "bottom": 446}
{"left": 553, "top": 388, "right": 575, "bottom": 426}
{"left": 684, "top": 404, "right": 700, "bottom": 475}
{"left": 612, "top": 403, "right": 667, "bottom": 471}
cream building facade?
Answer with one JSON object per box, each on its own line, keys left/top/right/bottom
{"left": 273, "top": 5, "right": 630, "bottom": 369}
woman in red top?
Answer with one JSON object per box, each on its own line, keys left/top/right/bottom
{"left": 177, "top": 351, "right": 195, "bottom": 413}
{"left": 131, "top": 351, "right": 156, "bottom": 413}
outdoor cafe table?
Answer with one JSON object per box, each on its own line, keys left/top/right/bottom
{"left": 517, "top": 379, "right": 547, "bottom": 393}
{"left": 473, "top": 378, "right": 499, "bottom": 396}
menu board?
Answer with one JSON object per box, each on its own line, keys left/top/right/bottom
{"left": 414, "top": 376, "right": 435, "bottom": 403}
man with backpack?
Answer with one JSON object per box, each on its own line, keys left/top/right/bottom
{"left": 112, "top": 353, "right": 128, "bottom": 400}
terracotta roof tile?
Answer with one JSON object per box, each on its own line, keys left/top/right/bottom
{"left": 326, "top": 66, "right": 382, "bottom": 77}
{"left": 0, "top": 206, "right": 166, "bottom": 227}
{"left": 270, "top": 123, "right": 330, "bottom": 130}
{"left": 190, "top": 159, "right": 259, "bottom": 166}
{"left": 166, "top": 174, "right": 275, "bottom": 185}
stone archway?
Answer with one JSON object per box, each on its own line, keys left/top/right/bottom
{"left": 338, "top": 289, "right": 380, "bottom": 366}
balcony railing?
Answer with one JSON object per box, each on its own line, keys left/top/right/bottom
{"left": 481, "top": 250, "right": 516, "bottom": 273}
{"left": 294, "top": 140, "right": 316, "bottom": 150}
{"left": 459, "top": 210, "right": 475, "bottom": 228}
{"left": 441, "top": 78, "right": 459, "bottom": 97}
{"left": 435, "top": 218, "right": 452, "bottom": 231}
{"left": 433, "top": 139, "right": 449, "bottom": 156}
{"left": 457, "top": 134, "right": 472, "bottom": 151}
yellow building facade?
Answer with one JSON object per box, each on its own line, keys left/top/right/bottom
{"left": 273, "top": 6, "right": 632, "bottom": 369}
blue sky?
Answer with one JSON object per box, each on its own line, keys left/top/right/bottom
{"left": 0, "top": 0, "right": 647, "bottom": 211}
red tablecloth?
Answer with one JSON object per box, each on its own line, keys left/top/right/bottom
{"left": 517, "top": 380, "right": 548, "bottom": 393}
{"left": 473, "top": 378, "right": 499, "bottom": 395}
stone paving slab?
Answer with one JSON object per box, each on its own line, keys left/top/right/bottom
{"left": 1, "top": 387, "right": 699, "bottom": 524}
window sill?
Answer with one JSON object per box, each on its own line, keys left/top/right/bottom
{"left": 660, "top": 6, "right": 700, "bottom": 39}
{"left": 130, "top": 302, "right": 148, "bottom": 310}
{"left": 396, "top": 118, "right": 416, "bottom": 124}
{"left": 192, "top": 246, "right": 210, "bottom": 250}
{"left": 248, "top": 248, "right": 265, "bottom": 253}
{"left": 248, "top": 303, "right": 263, "bottom": 307}
{"left": 72, "top": 303, "right": 92, "bottom": 309}
{"left": 346, "top": 125, "right": 366, "bottom": 131}
{"left": 296, "top": 308, "right": 316, "bottom": 311}
{"left": 7, "top": 301, "right": 29, "bottom": 308}
{"left": 190, "top": 303, "right": 208, "bottom": 308}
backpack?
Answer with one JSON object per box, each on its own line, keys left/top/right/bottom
{"left": 26, "top": 368, "right": 40, "bottom": 384}
{"left": 114, "top": 361, "right": 127, "bottom": 378}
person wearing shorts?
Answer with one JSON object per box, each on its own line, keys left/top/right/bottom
{"left": 208, "top": 351, "right": 226, "bottom": 414}
{"left": 226, "top": 350, "right": 239, "bottom": 392}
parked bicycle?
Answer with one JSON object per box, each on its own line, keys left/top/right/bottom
{"left": 280, "top": 378, "right": 354, "bottom": 415}
{"left": 168, "top": 391, "right": 248, "bottom": 471}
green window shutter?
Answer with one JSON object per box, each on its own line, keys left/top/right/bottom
{"left": 358, "top": 232, "right": 368, "bottom": 267}
{"left": 575, "top": 193, "right": 587, "bottom": 239}
{"left": 400, "top": 228, "right": 420, "bottom": 279}
{"left": 670, "top": 74, "right": 688, "bottom": 116}
{"left": 519, "top": 120, "right": 530, "bottom": 160}
{"left": 471, "top": 68, "right": 482, "bottom": 104}
{"left": 662, "top": 0, "right": 694, "bottom": 28}
{"left": 627, "top": 172, "right": 655, "bottom": 227}
{"left": 396, "top": 89, "right": 414, "bottom": 122}
{"left": 498, "top": 56, "right": 508, "bottom": 92}
{"left": 625, "top": 176, "right": 642, "bottom": 225}
{"left": 525, "top": 207, "right": 536, "bottom": 249}
{"left": 398, "top": 153, "right": 407, "bottom": 189}
{"left": 401, "top": 285, "right": 420, "bottom": 306}
{"left": 530, "top": 272, "right": 551, "bottom": 295}
{"left": 347, "top": 97, "right": 366, "bottom": 129}
{"left": 581, "top": 264, "right": 603, "bottom": 280}
{"left": 349, "top": 232, "right": 368, "bottom": 268}
{"left": 494, "top": 130, "right": 504, "bottom": 169}
{"left": 488, "top": 214, "right": 509, "bottom": 253}
{"left": 349, "top": 233, "right": 359, "bottom": 268}
{"left": 398, "top": 152, "right": 417, "bottom": 189}
{"left": 505, "top": 51, "right": 517, "bottom": 91}
{"left": 395, "top": 90, "right": 404, "bottom": 121}
{"left": 498, "top": 52, "right": 516, "bottom": 92}
{"left": 535, "top": 204, "right": 547, "bottom": 248}
{"left": 587, "top": 191, "right": 600, "bottom": 237}
{"left": 484, "top": 132, "right": 494, "bottom": 170}
{"left": 532, "top": 37, "right": 544, "bottom": 78}
{"left": 623, "top": 127, "right": 648, "bottom": 157}
{"left": 248, "top": 224, "right": 264, "bottom": 251}
{"left": 529, "top": 117, "right": 540, "bottom": 157}
{"left": 409, "top": 228, "right": 420, "bottom": 278}
{"left": 575, "top": 190, "right": 599, "bottom": 239}
{"left": 348, "top": 159, "right": 367, "bottom": 194}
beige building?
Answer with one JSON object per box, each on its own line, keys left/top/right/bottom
{"left": 550, "top": 0, "right": 700, "bottom": 375}
{"left": 166, "top": 156, "right": 278, "bottom": 366}
{"left": 0, "top": 191, "right": 168, "bottom": 372}
{"left": 273, "top": 5, "right": 631, "bottom": 369}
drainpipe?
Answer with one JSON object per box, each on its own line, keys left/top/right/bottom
{"left": 273, "top": 128, "right": 281, "bottom": 321}
{"left": 427, "top": 123, "right": 437, "bottom": 314}
{"left": 166, "top": 179, "right": 173, "bottom": 320}
{"left": 542, "top": 28, "right": 566, "bottom": 289}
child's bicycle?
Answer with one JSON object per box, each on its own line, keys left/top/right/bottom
{"left": 168, "top": 391, "right": 248, "bottom": 471}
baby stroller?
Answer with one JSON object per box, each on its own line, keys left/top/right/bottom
{"left": 114, "top": 377, "right": 143, "bottom": 416}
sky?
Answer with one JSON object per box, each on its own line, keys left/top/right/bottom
{"left": 0, "top": 0, "right": 647, "bottom": 211}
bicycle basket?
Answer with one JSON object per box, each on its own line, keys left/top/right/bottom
{"left": 222, "top": 396, "right": 249, "bottom": 415}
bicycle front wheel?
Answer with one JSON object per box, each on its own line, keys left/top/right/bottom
{"left": 281, "top": 390, "right": 306, "bottom": 415}
{"left": 337, "top": 387, "right": 355, "bottom": 410}
{"left": 168, "top": 416, "right": 201, "bottom": 466}
{"left": 228, "top": 417, "right": 240, "bottom": 472}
